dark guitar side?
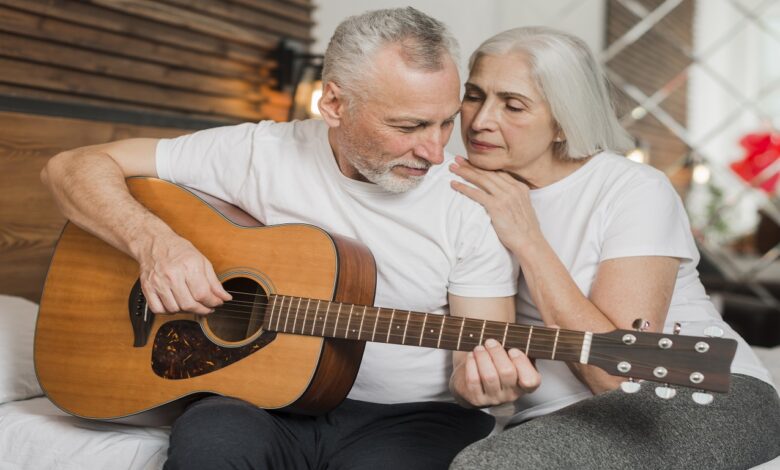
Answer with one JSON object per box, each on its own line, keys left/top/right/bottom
{"left": 34, "top": 178, "right": 377, "bottom": 423}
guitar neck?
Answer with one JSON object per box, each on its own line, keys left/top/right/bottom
{"left": 263, "top": 294, "right": 588, "bottom": 363}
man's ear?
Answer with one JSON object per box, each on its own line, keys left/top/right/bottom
{"left": 318, "top": 81, "right": 346, "bottom": 127}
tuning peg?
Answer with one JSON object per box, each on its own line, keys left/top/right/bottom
{"left": 620, "top": 379, "right": 641, "bottom": 394}
{"left": 703, "top": 326, "right": 724, "bottom": 338}
{"left": 673, "top": 322, "right": 681, "bottom": 335}
{"left": 632, "top": 318, "right": 650, "bottom": 331}
{"left": 655, "top": 385, "right": 676, "bottom": 399}
{"left": 692, "top": 391, "right": 714, "bottom": 405}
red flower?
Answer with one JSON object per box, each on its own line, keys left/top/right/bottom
{"left": 730, "top": 132, "right": 780, "bottom": 193}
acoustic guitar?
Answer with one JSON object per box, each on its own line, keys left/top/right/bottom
{"left": 35, "top": 178, "right": 738, "bottom": 425}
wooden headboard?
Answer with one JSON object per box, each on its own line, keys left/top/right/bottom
{"left": 0, "top": 111, "right": 189, "bottom": 303}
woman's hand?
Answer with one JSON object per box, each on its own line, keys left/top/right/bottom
{"left": 450, "top": 156, "right": 541, "bottom": 255}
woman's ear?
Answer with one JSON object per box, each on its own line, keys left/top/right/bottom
{"left": 553, "top": 124, "right": 566, "bottom": 143}
{"left": 318, "top": 81, "right": 345, "bottom": 127}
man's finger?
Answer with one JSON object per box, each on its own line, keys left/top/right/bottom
{"left": 158, "top": 288, "right": 181, "bottom": 314}
{"left": 206, "top": 264, "right": 232, "bottom": 301}
{"left": 485, "top": 338, "right": 519, "bottom": 389}
{"left": 508, "top": 348, "right": 542, "bottom": 392}
{"left": 473, "top": 345, "right": 502, "bottom": 396}
{"left": 171, "top": 277, "right": 212, "bottom": 315}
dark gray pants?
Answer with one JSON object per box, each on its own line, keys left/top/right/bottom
{"left": 450, "top": 374, "right": 780, "bottom": 470}
{"left": 164, "top": 396, "right": 494, "bottom": 470}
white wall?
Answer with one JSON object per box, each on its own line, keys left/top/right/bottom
{"left": 311, "top": 0, "right": 607, "bottom": 155}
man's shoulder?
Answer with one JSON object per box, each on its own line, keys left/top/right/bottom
{"left": 250, "top": 119, "right": 328, "bottom": 144}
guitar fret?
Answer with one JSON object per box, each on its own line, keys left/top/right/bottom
{"left": 321, "top": 302, "right": 331, "bottom": 336}
{"left": 291, "top": 297, "right": 302, "bottom": 333}
{"left": 456, "top": 316, "right": 466, "bottom": 350}
{"left": 275, "top": 296, "right": 285, "bottom": 331}
{"left": 301, "top": 298, "right": 311, "bottom": 335}
{"left": 401, "top": 311, "right": 411, "bottom": 344}
{"left": 333, "top": 303, "right": 343, "bottom": 337}
{"left": 283, "top": 296, "right": 294, "bottom": 332}
{"left": 525, "top": 325, "right": 533, "bottom": 355}
{"left": 478, "top": 319, "right": 486, "bottom": 345}
{"left": 437, "top": 315, "right": 445, "bottom": 348}
{"left": 551, "top": 328, "right": 560, "bottom": 360}
{"left": 363, "top": 307, "right": 379, "bottom": 341}
{"left": 358, "top": 305, "right": 367, "bottom": 340}
{"left": 419, "top": 313, "right": 428, "bottom": 346}
{"left": 311, "top": 300, "right": 321, "bottom": 335}
{"left": 372, "top": 307, "right": 381, "bottom": 342}
{"left": 268, "top": 295, "right": 279, "bottom": 329}
{"left": 386, "top": 310, "right": 396, "bottom": 343}
{"left": 345, "top": 304, "right": 355, "bottom": 338}
{"left": 501, "top": 323, "right": 509, "bottom": 347}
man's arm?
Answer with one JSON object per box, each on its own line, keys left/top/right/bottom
{"left": 448, "top": 294, "right": 540, "bottom": 408}
{"left": 41, "top": 138, "right": 230, "bottom": 314}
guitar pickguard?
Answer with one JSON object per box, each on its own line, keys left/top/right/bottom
{"left": 151, "top": 320, "right": 277, "bottom": 380}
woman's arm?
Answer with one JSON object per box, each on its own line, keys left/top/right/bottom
{"left": 451, "top": 158, "right": 679, "bottom": 393}
{"left": 517, "top": 235, "right": 679, "bottom": 392}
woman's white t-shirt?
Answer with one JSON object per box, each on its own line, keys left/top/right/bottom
{"left": 504, "top": 151, "right": 775, "bottom": 425}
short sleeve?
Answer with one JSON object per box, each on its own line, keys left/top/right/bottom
{"left": 447, "top": 204, "right": 519, "bottom": 298}
{"left": 600, "top": 172, "right": 694, "bottom": 262}
{"left": 155, "top": 122, "right": 263, "bottom": 204}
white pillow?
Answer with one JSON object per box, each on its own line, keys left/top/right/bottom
{"left": 0, "top": 294, "right": 43, "bottom": 403}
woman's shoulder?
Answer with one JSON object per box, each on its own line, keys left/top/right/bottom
{"left": 592, "top": 151, "right": 675, "bottom": 193}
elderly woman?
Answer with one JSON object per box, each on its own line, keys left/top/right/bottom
{"left": 447, "top": 27, "right": 780, "bottom": 469}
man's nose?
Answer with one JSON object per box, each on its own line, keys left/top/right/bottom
{"left": 414, "top": 128, "right": 447, "bottom": 165}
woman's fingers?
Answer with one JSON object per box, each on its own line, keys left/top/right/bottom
{"left": 450, "top": 159, "right": 506, "bottom": 195}
{"left": 450, "top": 180, "right": 491, "bottom": 206}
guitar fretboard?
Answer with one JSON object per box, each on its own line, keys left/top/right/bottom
{"left": 262, "top": 294, "right": 590, "bottom": 363}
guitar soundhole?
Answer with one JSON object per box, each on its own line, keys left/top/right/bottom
{"left": 206, "top": 277, "right": 268, "bottom": 343}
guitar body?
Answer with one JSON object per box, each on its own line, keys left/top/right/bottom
{"left": 35, "top": 178, "right": 376, "bottom": 424}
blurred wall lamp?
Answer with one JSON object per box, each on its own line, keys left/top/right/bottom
{"left": 272, "top": 40, "right": 324, "bottom": 121}
{"left": 627, "top": 138, "right": 649, "bottom": 164}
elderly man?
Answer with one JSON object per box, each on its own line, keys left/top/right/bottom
{"left": 42, "top": 7, "right": 538, "bottom": 469}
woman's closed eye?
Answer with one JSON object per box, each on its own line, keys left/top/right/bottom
{"left": 506, "top": 99, "right": 526, "bottom": 112}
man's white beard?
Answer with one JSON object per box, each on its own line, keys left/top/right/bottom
{"left": 349, "top": 154, "right": 431, "bottom": 193}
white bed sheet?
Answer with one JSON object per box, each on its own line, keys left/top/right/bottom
{"left": 1, "top": 346, "right": 778, "bottom": 470}
{"left": 0, "top": 396, "right": 169, "bottom": 470}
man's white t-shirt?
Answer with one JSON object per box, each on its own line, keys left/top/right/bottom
{"left": 505, "top": 151, "right": 775, "bottom": 424}
{"left": 155, "top": 119, "right": 518, "bottom": 404}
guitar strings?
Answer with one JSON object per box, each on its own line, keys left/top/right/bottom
{"left": 150, "top": 307, "right": 703, "bottom": 378}
{"left": 169, "top": 309, "right": 617, "bottom": 352}
{"left": 145, "top": 303, "right": 709, "bottom": 380}
{"left": 206, "top": 295, "right": 625, "bottom": 345}
{"left": 189, "top": 307, "right": 617, "bottom": 347}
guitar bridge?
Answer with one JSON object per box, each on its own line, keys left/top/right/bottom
{"left": 128, "top": 280, "right": 154, "bottom": 347}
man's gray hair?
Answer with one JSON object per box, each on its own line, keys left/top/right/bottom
{"left": 470, "top": 26, "right": 633, "bottom": 159}
{"left": 322, "top": 7, "right": 459, "bottom": 102}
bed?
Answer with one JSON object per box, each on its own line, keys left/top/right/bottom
{"left": 2, "top": 298, "right": 779, "bottom": 470}
{"left": 0, "top": 295, "right": 169, "bottom": 469}
{"left": 0, "top": 111, "right": 777, "bottom": 469}
{"left": 0, "top": 111, "right": 182, "bottom": 469}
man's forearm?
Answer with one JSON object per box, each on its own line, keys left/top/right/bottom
{"left": 41, "top": 149, "right": 175, "bottom": 261}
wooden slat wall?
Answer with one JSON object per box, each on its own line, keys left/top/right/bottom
{"left": 0, "top": 0, "right": 314, "bottom": 122}
{"left": 0, "top": 111, "right": 191, "bottom": 303}
{"left": 0, "top": 1, "right": 315, "bottom": 302}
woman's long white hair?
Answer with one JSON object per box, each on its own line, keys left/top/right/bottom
{"left": 469, "top": 26, "right": 633, "bottom": 159}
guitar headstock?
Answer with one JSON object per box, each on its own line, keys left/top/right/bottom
{"left": 588, "top": 324, "right": 738, "bottom": 403}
